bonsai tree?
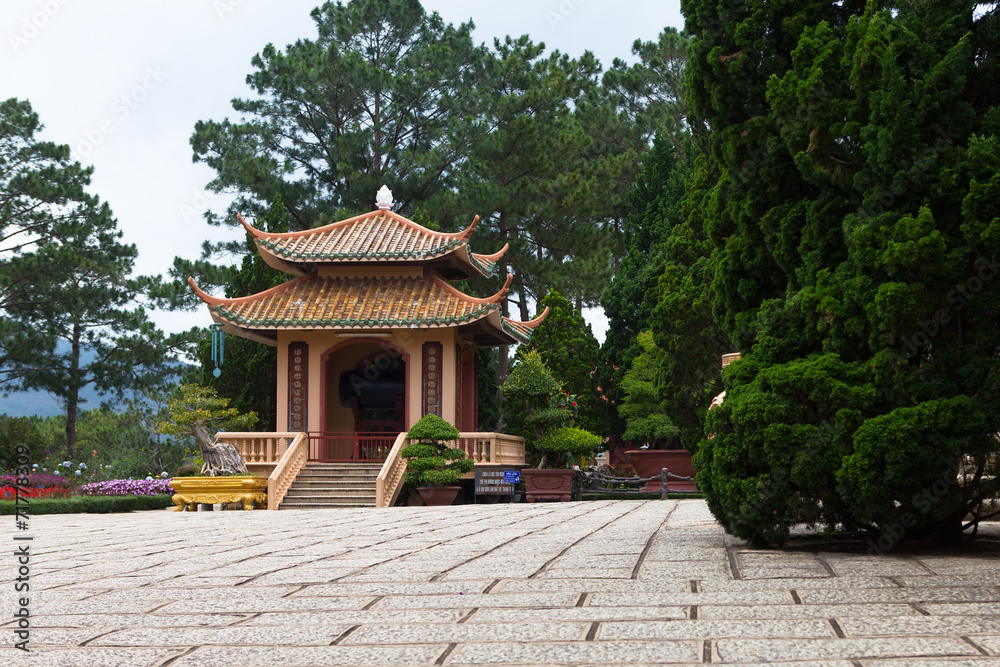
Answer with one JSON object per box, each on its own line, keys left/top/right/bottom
{"left": 401, "top": 414, "right": 474, "bottom": 487}
{"left": 618, "top": 331, "right": 681, "bottom": 449}
{"left": 501, "top": 350, "right": 603, "bottom": 468}
{"left": 536, "top": 427, "right": 602, "bottom": 470}
{"left": 156, "top": 384, "right": 258, "bottom": 476}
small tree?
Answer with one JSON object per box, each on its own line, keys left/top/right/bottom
{"left": 156, "top": 384, "right": 258, "bottom": 476}
{"left": 501, "top": 350, "right": 601, "bottom": 468}
{"left": 618, "top": 331, "right": 680, "bottom": 449}
{"left": 401, "top": 415, "right": 473, "bottom": 487}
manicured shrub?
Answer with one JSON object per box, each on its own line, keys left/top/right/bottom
{"left": 402, "top": 415, "right": 473, "bottom": 487}
{"left": 0, "top": 494, "right": 173, "bottom": 515}
{"left": 536, "top": 427, "right": 602, "bottom": 462}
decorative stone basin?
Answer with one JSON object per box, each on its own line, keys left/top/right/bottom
{"left": 170, "top": 476, "right": 269, "bottom": 511}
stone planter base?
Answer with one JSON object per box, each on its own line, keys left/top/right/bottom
{"left": 170, "top": 476, "right": 269, "bottom": 511}
{"left": 417, "top": 486, "right": 461, "bottom": 506}
{"left": 626, "top": 450, "right": 697, "bottom": 491}
{"left": 522, "top": 468, "right": 576, "bottom": 503}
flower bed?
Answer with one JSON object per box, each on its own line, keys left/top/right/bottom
{"left": 0, "top": 485, "right": 70, "bottom": 500}
{"left": 0, "top": 473, "right": 72, "bottom": 489}
{"left": 79, "top": 478, "right": 174, "bottom": 496}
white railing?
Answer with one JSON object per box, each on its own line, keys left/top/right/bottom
{"left": 217, "top": 432, "right": 302, "bottom": 464}
{"left": 456, "top": 432, "right": 526, "bottom": 465}
{"left": 266, "top": 432, "right": 308, "bottom": 510}
{"left": 375, "top": 432, "right": 408, "bottom": 508}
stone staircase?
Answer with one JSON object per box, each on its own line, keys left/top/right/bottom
{"left": 278, "top": 462, "right": 382, "bottom": 509}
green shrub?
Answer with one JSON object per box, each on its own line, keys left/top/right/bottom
{"left": 0, "top": 494, "right": 173, "bottom": 515}
{"left": 402, "top": 415, "right": 473, "bottom": 487}
{"left": 400, "top": 415, "right": 476, "bottom": 486}
{"left": 536, "top": 427, "right": 602, "bottom": 463}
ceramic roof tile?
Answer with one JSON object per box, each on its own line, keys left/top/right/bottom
{"left": 202, "top": 274, "right": 498, "bottom": 330}
{"left": 243, "top": 211, "right": 499, "bottom": 277}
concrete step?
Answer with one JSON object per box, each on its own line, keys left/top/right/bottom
{"left": 278, "top": 462, "right": 381, "bottom": 509}
{"left": 295, "top": 473, "right": 379, "bottom": 480}
{"left": 285, "top": 488, "right": 375, "bottom": 498}
{"left": 279, "top": 501, "right": 376, "bottom": 509}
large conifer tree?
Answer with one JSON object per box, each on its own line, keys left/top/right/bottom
{"left": 685, "top": 0, "right": 1000, "bottom": 545}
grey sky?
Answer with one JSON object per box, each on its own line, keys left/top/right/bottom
{"left": 2, "top": 0, "right": 685, "bottom": 344}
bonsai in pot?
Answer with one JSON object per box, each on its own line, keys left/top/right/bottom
{"left": 501, "top": 351, "right": 602, "bottom": 501}
{"left": 401, "top": 414, "right": 474, "bottom": 506}
{"left": 156, "top": 384, "right": 267, "bottom": 510}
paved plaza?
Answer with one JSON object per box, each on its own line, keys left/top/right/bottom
{"left": 4, "top": 499, "right": 1000, "bottom": 666}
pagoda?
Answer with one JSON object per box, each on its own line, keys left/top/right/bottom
{"left": 189, "top": 186, "right": 546, "bottom": 463}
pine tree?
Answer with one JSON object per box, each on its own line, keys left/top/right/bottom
{"left": 2, "top": 201, "right": 173, "bottom": 460}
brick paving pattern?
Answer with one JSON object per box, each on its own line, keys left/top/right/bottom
{"left": 3, "top": 500, "right": 999, "bottom": 666}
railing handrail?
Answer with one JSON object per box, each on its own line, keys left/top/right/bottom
{"left": 217, "top": 432, "right": 302, "bottom": 439}
{"left": 266, "top": 431, "right": 308, "bottom": 510}
{"left": 375, "top": 432, "right": 408, "bottom": 508}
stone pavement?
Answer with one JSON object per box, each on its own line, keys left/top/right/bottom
{"left": 3, "top": 499, "right": 1000, "bottom": 666}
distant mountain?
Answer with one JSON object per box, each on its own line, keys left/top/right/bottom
{"left": 0, "top": 343, "right": 186, "bottom": 419}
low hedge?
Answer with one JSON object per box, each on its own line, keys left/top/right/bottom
{"left": 0, "top": 494, "right": 174, "bottom": 515}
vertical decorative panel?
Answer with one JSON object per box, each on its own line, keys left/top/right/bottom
{"left": 288, "top": 342, "right": 308, "bottom": 431}
{"left": 455, "top": 344, "right": 462, "bottom": 430}
{"left": 422, "top": 342, "right": 442, "bottom": 417}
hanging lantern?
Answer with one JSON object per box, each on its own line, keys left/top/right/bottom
{"left": 211, "top": 324, "right": 225, "bottom": 377}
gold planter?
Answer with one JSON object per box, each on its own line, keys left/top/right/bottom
{"left": 170, "top": 476, "right": 269, "bottom": 512}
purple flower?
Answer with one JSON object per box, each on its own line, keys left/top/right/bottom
{"left": 79, "top": 478, "right": 174, "bottom": 496}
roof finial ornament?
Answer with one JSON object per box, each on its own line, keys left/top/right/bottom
{"left": 376, "top": 185, "right": 393, "bottom": 210}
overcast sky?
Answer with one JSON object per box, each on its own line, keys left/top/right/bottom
{"left": 2, "top": 0, "right": 685, "bottom": 344}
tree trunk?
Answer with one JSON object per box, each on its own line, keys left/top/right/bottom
{"left": 191, "top": 420, "right": 249, "bottom": 476}
{"left": 65, "top": 319, "right": 82, "bottom": 461}
{"left": 515, "top": 272, "right": 530, "bottom": 322}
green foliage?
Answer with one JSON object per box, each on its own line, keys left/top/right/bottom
{"left": 402, "top": 414, "right": 473, "bottom": 487}
{"left": 685, "top": 0, "right": 1000, "bottom": 545}
{"left": 0, "top": 494, "right": 173, "bottom": 515}
{"left": 838, "top": 397, "right": 997, "bottom": 541}
{"left": 618, "top": 331, "right": 680, "bottom": 448}
{"left": 29, "top": 400, "right": 187, "bottom": 481}
{"left": 500, "top": 350, "right": 600, "bottom": 468}
{"left": 697, "top": 355, "right": 873, "bottom": 546}
{"left": 406, "top": 414, "right": 459, "bottom": 442}
{"left": 500, "top": 349, "right": 563, "bottom": 448}
{"left": 536, "top": 427, "right": 602, "bottom": 464}
{"left": 517, "top": 291, "right": 601, "bottom": 431}
{"left": 156, "top": 384, "right": 258, "bottom": 441}
{"left": 0, "top": 415, "right": 46, "bottom": 471}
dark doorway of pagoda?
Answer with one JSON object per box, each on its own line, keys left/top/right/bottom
{"left": 318, "top": 341, "right": 407, "bottom": 462}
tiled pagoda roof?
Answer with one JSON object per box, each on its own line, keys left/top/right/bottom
{"left": 188, "top": 273, "right": 546, "bottom": 346}
{"left": 239, "top": 211, "right": 508, "bottom": 280}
